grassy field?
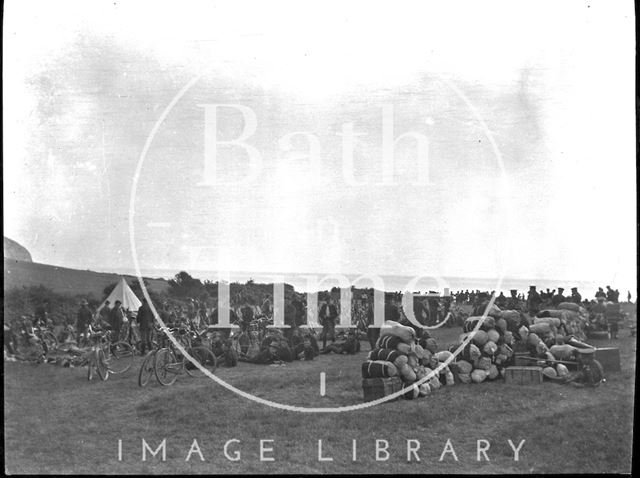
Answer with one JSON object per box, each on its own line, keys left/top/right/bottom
{"left": 4, "top": 326, "right": 635, "bottom": 474}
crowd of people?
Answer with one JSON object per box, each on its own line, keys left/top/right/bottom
{"left": 4, "top": 282, "right": 635, "bottom": 365}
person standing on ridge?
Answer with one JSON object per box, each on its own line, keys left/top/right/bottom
{"left": 552, "top": 287, "right": 566, "bottom": 307}
{"left": 527, "top": 286, "right": 542, "bottom": 315}
{"left": 571, "top": 287, "right": 582, "bottom": 304}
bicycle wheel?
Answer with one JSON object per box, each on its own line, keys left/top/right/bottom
{"left": 96, "top": 348, "right": 109, "bottom": 381}
{"left": 154, "top": 348, "right": 178, "bottom": 386}
{"left": 106, "top": 341, "right": 134, "bottom": 374}
{"left": 138, "top": 351, "right": 156, "bottom": 387}
{"left": 184, "top": 346, "right": 217, "bottom": 378}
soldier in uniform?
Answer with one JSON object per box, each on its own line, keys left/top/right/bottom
{"left": 319, "top": 296, "right": 339, "bottom": 351}
{"left": 526, "top": 286, "right": 542, "bottom": 315}
{"left": 570, "top": 287, "right": 582, "bottom": 304}
{"left": 605, "top": 301, "right": 621, "bottom": 339}
{"left": 76, "top": 299, "right": 93, "bottom": 344}
{"left": 551, "top": 287, "right": 566, "bottom": 307}
{"left": 507, "top": 289, "right": 522, "bottom": 311}
{"left": 566, "top": 348, "right": 605, "bottom": 387}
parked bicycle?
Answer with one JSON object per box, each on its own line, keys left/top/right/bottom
{"left": 231, "top": 316, "right": 271, "bottom": 358}
{"left": 85, "top": 325, "right": 134, "bottom": 382}
{"left": 140, "top": 326, "right": 217, "bottom": 386}
{"left": 196, "top": 326, "right": 239, "bottom": 367}
{"left": 31, "top": 326, "right": 59, "bottom": 354}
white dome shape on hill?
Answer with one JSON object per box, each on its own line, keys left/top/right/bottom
{"left": 4, "top": 237, "right": 32, "bottom": 262}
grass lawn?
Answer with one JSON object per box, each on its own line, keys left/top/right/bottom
{"left": 4, "top": 326, "right": 635, "bottom": 474}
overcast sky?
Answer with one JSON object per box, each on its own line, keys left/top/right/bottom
{"left": 3, "top": 0, "right": 636, "bottom": 290}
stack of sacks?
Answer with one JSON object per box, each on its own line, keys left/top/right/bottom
{"left": 361, "top": 321, "right": 415, "bottom": 385}
{"left": 498, "top": 309, "right": 525, "bottom": 333}
{"left": 472, "top": 301, "right": 502, "bottom": 319}
{"left": 364, "top": 321, "right": 453, "bottom": 400}
{"left": 537, "top": 307, "right": 587, "bottom": 341}
{"left": 557, "top": 302, "right": 588, "bottom": 339}
{"left": 450, "top": 318, "right": 515, "bottom": 384}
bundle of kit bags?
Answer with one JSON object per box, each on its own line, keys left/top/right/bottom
{"left": 450, "top": 302, "right": 588, "bottom": 383}
{"left": 450, "top": 314, "right": 516, "bottom": 384}
{"left": 537, "top": 302, "right": 588, "bottom": 340}
{"left": 361, "top": 320, "right": 455, "bottom": 399}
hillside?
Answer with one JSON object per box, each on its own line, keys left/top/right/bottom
{"left": 4, "top": 237, "right": 33, "bottom": 262}
{"left": 3, "top": 258, "right": 168, "bottom": 298}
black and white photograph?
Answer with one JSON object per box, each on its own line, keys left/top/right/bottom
{"left": 3, "top": 0, "right": 636, "bottom": 474}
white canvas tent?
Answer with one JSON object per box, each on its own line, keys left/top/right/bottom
{"left": 96, "top": 277, "right": 142, "bottom": 316}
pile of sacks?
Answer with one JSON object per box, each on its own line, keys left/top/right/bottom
{"left": 453, "top": 303, "right": 587, "bottom": 384}
{"left": 451, "top": 315, "right": 516, "bottom": 384}
{"left": 537, "top": 302, "right": 588, "bottom": 340}
{"left": 470, "top": 302, "right": 524, "bottom": 334}
{"left": 361, "top": 320, "right": 455, "bottom": 399}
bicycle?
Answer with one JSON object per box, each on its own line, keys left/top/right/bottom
{"left": 231, "top": 316, "right": 271, "bottom": 358}
{"left": 139, "top": 325, "right": 194, "bottom": 386}
{"left": 152, "top": 327, "right": 218, "bottom": 386}
{"left": 85, "top": 326, "right": 134, "bottom": 381}
{"left": 195, "top": 326, "right": 240, "bottom": 367}
{"left": 31, "top": 326, "right": 58, "bottom": 354}
{"left": 87, "top": 343, "right": 109, "bottom": 381}
{"left": 138, "top": 326, "right": 173, "bottom": 387}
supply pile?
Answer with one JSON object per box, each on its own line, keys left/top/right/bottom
{"left": 362, "top": 320, "right": 455, "bottom": 400}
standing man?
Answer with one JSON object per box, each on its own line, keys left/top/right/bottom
{"left": 76, "top": 299, "right": 93, "bottom": 344}
{"left": 526, "top": 286, "right": 542, "bottom": 315}
{"left": 319, "top": 296, "right": 338, "bottom": 351}
{"left": 109, "top": 300, "right": 125, "bottom": 342}
{"left": 570, "top": 287, "right": 582, "bottom": 304}
{"left": 507, "top": 289, "right": 521, "bottom": 311}
{"left": 605, "top": 301, "right": 621, "bottom": 339}
{"left": 613, "top": 289, "right": 620, "bottom": 303}
{"left": 595, "top": 287, "right": 606, "bottom": 300}
{"left": 605, "top": 286, "right": 615, "bottom": 302}
{"left": 551, "top": 287, "right": 566, "bottom": 307}
{"left": 137, "top": 298, "right": 154, "bottom": 355}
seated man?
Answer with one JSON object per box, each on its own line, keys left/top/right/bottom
{"left": 564, "top": 348, "right": 605, "bottom": 387}
{"left": 319, "top": 330, "right": 360, "bottom": 355}
{"left": 241, "top": 333, "right": 294, "bottom": 364}
{"left": 289, "top": 328, "right": 318, "bottom": 361}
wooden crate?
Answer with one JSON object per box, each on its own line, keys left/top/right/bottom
{"left": 362, "top": 377, "right": 403, "bottom": 402}
{"left": 504, "top": 366, "right": 544, "bottom": 385}
{"left": 595, "top": 347, "right": 621, "bottom": 372}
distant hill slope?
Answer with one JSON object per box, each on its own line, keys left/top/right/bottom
{"left": 4, "top": 237, "right": 33, "bottom": 262}
{"left": 4, "top": 258, "right": 168, "bottom": 298}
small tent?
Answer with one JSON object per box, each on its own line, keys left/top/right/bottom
{"left": 96, "top": 277, "right": 142, "bottom": 316}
